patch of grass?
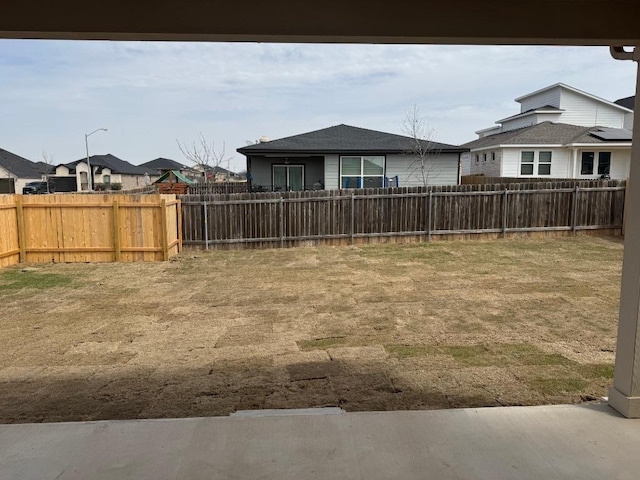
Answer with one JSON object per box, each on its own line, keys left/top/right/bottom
{"left": 385, "top": 344, "right": 440, "bottom": 358}
{"left": 357, "top": 244, "right": 455, "bottom": 263}
{"left": 385, "top": 343, "right": 575, "bottom": 368}
{"left": 527, "top": 377, "right": 589, "bottom": 396}
{"left": 577, "top": 363, "right": 615, "bottom": 379}
{"left": 0, "top": 269, "right": 73, "bottom": 290}
{"left": 441, "top": 345, "right": 492, "bottom": 365}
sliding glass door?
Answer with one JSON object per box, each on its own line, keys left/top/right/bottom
{"left": 273, "top": 165, "right": 304, "bottom": 191}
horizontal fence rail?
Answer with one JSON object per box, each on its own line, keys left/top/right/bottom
{"left": 179, "top": 180, "right": 626, "bottom": 250}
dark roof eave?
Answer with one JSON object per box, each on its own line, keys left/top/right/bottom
{"left": 237, "top": 148, "right": 469, "bottom": 155}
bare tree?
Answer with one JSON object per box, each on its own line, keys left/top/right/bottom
{"left": 176, "top": 134, "right": 232, "bottom": 182}
{"left": 401, "top": 105, "right": 441, "bottom": 187}
{"left": 41, "top": 151, "right": 55, "bottom": 193}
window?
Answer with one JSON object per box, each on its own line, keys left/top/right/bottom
{"left": 340, "top": 156, "right": 384, "bottom": 188}
{"left": 483, "top": 153, "right": 487, "bottom": 162}
{"left": 520, "top": 151, "right": 534, "bottom": 175}
{"left": 491, "top": 152, "right": 496, "bottom": 162}
{"left": 597, "top": 152, "right": 611, "bottom": 176}
{"left": 581, "top": 151, "right": 611, "bottom": 176}
{"left": 581, "top": 152, "right": 595, "bottom": 175}
{"left": 538, "top": 151, "right": 552, "bottom": 175}
{"left": 475, "top": 154, "right": 479, "bottom": 163}
{"left": 520, "top": 151, "right": 552, "bottom": 176}
{"left": 103, "top": 174, "right": 111, "bottom": 186}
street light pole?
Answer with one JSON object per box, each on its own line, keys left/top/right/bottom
{"left": 84, "top": 128, "right": 108, "bottom": 191}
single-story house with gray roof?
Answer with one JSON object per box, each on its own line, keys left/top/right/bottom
{"left": 237, "top": 124, "right": 468, "bottom": 191}
{"left": 139, "top": 157, "right": 200, "bottom": 180}
{"left": 0, "top": 148, "right": 49, "bottom": 193}
{"left": 462, "top": 121, "right": 632, "bottom": 179}
{"left": 54, "top": 154, "right": 160, "bottom": 191}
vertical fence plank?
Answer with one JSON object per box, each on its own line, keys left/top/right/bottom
{"left": 112, "top": 200, "right": 121, "bottom": 261}
{"left": 15, "top": 197, "right": 26, "bottom": 263}
{"left": 177, "top": 199, "right": 183, "bottom": 253}
{"left": 160, "top": 199, "right": 169, "bottom": 261}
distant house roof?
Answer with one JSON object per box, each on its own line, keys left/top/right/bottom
{"left": 139, "top": 157, "right": 190, "bottom": 172}
{"left": 237, "top": 124, "right": 467, "bottom": 155}
{"left": 0, "top": 148, "right": 44, "bottom": 178}
{"left": 496, "top": 106, "right": 564, "bottom": 123}
{"left": 61, "top": 154, "right": 148, "bottom": 175}
{"left": 514, "top": 83, "right": 633, "bottom": 113}
{"left": 462, "top": 122, "right": 632, "bottom": 150}
{"left": 615, "top": 96, "right": 635, "bottom": 110}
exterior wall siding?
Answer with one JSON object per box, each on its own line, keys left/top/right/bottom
{"left": 503, "top": 148, "right": 571, "bottom": 178}
{"left": 460, "top": 152, "right": 471, "bottom": 176}
{"left": 624, "top": 112, "right": 634, "bottom": 130}
{"left": 501, "top": 147, "right": 631, "bottom": 179}
{"left": 385, "top": 153, "right": 459, "bottom": 186}
{"left": 324, "top": 154, "right": 339, "bottom": 190}
{"left": 519, "top": 87, "right": 562, "bottom": 112}
{"left": 501, "top": 115, "right": 537, "bottom": 132}
{"left": 469, "top": 149, "right": 502, "bottom": 177}
{"left": 559, "top": 89, "right": 626, "bottom": 128}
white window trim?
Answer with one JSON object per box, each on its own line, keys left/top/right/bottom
{"left": 579, "top": 151, "right": 612, "bottom": 177}
{"left": 519, "top": 150, "right": 552, "bottom": 176}
{"left": 339, "top": 155, "right": 386, "bottom": 189}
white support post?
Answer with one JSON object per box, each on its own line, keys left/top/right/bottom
{"left": 609, "top": 46, "right": 640, "bottom": 418}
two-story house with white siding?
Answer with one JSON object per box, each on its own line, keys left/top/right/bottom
{"left": 237, "top": 124, "right": 468, "bottom": 191}
{"left": 461, "top": 84, "right": 634, "bottom": 180}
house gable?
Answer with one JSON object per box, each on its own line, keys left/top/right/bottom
{"left": 477, "top": 84, "right": 634, "bottom": 137}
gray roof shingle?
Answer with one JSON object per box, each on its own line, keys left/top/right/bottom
{"left": 615, "top": 96, "right": 635, "bottom": 110}
{"left": 64, "top": 154, "right": 148, "bottom": 175}
{"left": 0, "top": 148, "right": 45, "bottom": 178}
{"left": 139, "top": 157, "right": 190, "bottom": 172}
{"left": 237, "top": 124, "right": 466, "bottom": 155}
{"left": 462, "top": 122, "right": 632, "bottom": 150}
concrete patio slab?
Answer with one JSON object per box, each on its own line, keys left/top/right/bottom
{"left": 1, "top": 403, "right": 639, "bottom": 480}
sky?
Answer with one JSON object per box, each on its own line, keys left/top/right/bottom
{"left": 0, "top": 41, "right": 636, "bottom": 172}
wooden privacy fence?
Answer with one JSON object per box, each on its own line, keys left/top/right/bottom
{"left": 0, "top": 194, "right": 182, "bottom": 268}
{"left": 179, "top": 180, "right": 626, "bottom": 250}
{"left": 188, "top": 182, "right": 249, "bottom": 195}
{"left": 461, "top": 175, "right": 605, "bottom": 185}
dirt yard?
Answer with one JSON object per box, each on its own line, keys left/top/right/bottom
{"left": 0, "top": 236, "right": 623, "bottom": 423}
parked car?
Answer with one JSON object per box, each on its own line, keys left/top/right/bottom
{"left": 22, "top": 181, "right": 54, "bottom": 194}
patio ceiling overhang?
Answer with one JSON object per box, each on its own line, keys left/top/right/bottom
{"left": 2, "top": 0, "right": 640, "bottom": 45}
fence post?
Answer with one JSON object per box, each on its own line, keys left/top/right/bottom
{"left": 572, "top": 185, "right": 579, "bottom": 235}
{"left": 350, "top": 194, "right": 355, "bottom": 245}
{"left": 112, "top": 200, "right": 121, "bottom": 261}
{"left": 279, "top": 196, "right": 285, "bottom": 248}
{"left": 177, "top": 199, "right": 183, "bottom": 253}
{"left": 502, "top": 189, "right": 508, "bottom": 238}
{"left": 15, "top": 197, "right": 26, "bottom": 263}
{"left": 427, "top": 189, "right": 432, "bottom": 241}
{"left": 203, "top": 200, "right": 209, "bottom": 250}
{"left": 160, "top": 199, "right": 169, "bottom": 261}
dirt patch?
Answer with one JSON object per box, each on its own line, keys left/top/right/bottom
{"left": 0, "top": 236, "right": 622, "bottom": 423}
